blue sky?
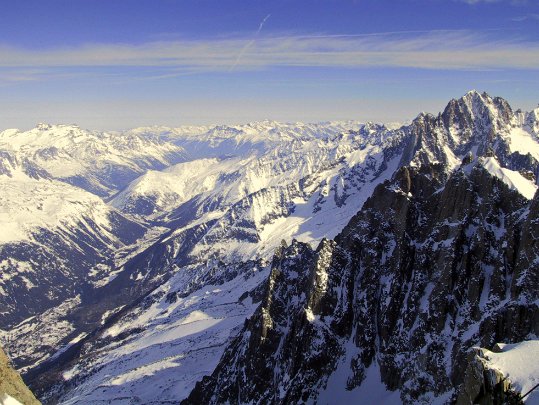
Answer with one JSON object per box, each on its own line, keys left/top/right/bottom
{"left": 0, "top": 0, "right": 538, "bottom": 130}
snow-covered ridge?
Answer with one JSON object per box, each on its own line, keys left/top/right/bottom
{"left": 0, "top": 172, "right": 117, "bottom": 244}
{"left": 130, "top": 120, "right": 361, "bottom": 141}
{"left": 128, "top": 120, "right": 363, "bottom": 159}
{"left": 112, "top": 121, "right": 370, "bottom": 225}
{"left": 0, "top": 123, "right": 184, "bottom": 197}
{"left": 110, "top": 157, "right": 245, "bottom": 217}
{"left": 480, "top": 157, "right": 537, "bottom": 200}
{"left": 0, "top": 165, "right": 150, "bottom": 331}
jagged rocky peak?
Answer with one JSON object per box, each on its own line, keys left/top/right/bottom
{"left": 35, "top": 122, "right": 52, "bottom": 131}
{"left": 525, "top": 106, "right": 539, "bottom": 136}
{"left": 362, "top": 121, "right": 387, "bottom": 133}
{"left": 399, "top": 91, "right": 539, "bottom": 184}
{"left": 442, "top": 90, "right": 514, "bottom": 136}
{"left": 442, "top": 91, "right": 522, "bottom": 159}
{"left": 447, "top": 90, "right": 515, "bottom": 140}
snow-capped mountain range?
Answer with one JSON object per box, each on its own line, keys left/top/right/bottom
{"left": 0, "top": 91, "right": 538, "bottom": 404}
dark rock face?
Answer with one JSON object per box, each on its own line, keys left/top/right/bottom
{"left": 185, "top": 93, "right": 539, "bottom": 404}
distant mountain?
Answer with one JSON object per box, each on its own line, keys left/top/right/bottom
{"left": 0, "top": 123, "right": 183, "bottom": 373}
{"left": 0, "top": 123, "right": 185, "bottom": 197}
{"left": 111, "top": 120, "right": 398, "bottom": 262}
{"left": 129, "top": 120, "right": 362, "bottom": 160}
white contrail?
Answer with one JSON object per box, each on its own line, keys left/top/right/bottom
{"left": 257, "top": 14, "right": 271, "bottom": 34}
{"left": 230, "top": 14, "right": 271, "bottom": 71}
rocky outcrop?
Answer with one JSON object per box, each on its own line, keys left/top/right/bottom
{"left": 456, "top": 347, "right": 524, "bottom": 405}
{"left": 0, "top": 347, "right": 40, "bottom": 404}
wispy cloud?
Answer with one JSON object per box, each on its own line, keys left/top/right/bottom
{"left": 457, "top": 0, "right": 528, "bottom": 4}
{"left": 0, "top": 30, "right": 537, "bottom": 77}
{"left": 0, "top": 67, "right": 125, "bottom": 85}
{"left": 457, "top": 0, "right": 500, "bottom": 4}
{"left": 512, "top": 13, "right": 539, "bottom": 21}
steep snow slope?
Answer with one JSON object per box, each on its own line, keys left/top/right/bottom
{"left": 52, "top": 262, "right": 270, "bottom": 405}
{"left": 480, "top": 157, "right": 537, "bottom": 199}
{"left": 110, "top": 157, "right": 246, "bottom": 217}
{"left": 0, "top": 166, "right": 149, "bottom": 321}
{"left": 0, "top": 170, "right": 120, "bottom": 244}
